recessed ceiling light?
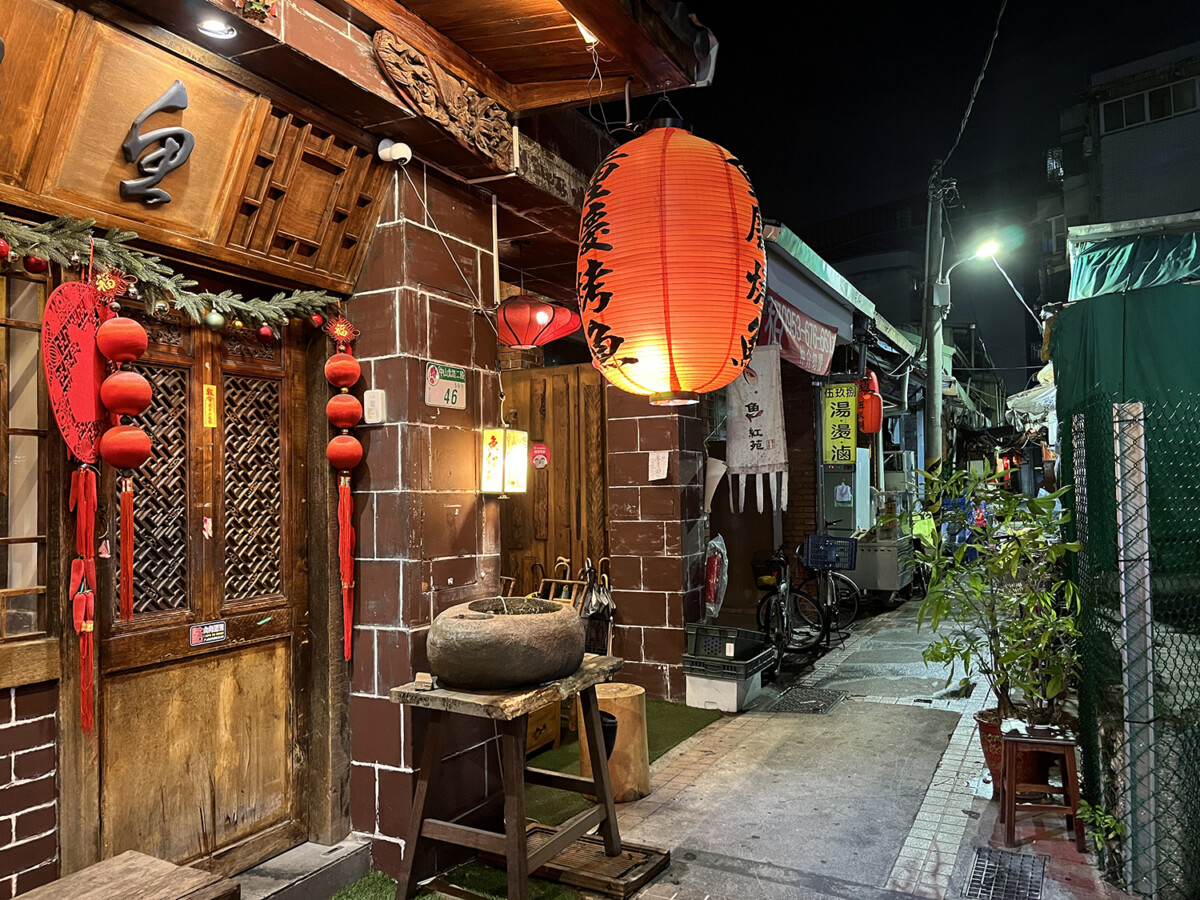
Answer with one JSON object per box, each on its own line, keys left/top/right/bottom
{"left": 198, "top": 19, "right": 237, "bottom": 40}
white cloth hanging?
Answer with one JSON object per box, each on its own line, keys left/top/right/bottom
{"left": 726, "top": 345, "right": 789, "bottom": 513}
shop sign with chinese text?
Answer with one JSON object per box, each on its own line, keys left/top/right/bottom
{"left": 821, "top": 383, "right": 858, "bottom": 465}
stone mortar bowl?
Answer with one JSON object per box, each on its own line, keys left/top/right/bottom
{"left": 427, "top": 597, "right": 586, "bottom": 690}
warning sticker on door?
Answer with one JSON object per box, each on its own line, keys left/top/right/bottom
{"left": 189, "top": 620, "right": 227, "bottom": 647}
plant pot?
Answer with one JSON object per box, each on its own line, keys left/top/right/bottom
{"left": 975, "top": 708, "right": 1053, "bottom": 800}
{"left": 427, "top": 597, "right": 585, "bottom": 690}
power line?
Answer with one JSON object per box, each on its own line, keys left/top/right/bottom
{"left": 940, "top": 0, "right": 1009, "bottom": 170}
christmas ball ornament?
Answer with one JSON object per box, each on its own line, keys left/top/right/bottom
{"left": 100, "top": 370, "right": 153, "bottom": 416}
{"left": 127, "top": 286, "right": 140, "bottom": 301}
{"left": 22, "top": 256, "right": 48, "bottom": 275}
{"left": 0, "top": 238, "right": 9, "bottom": 259}
{"left": 310, "top": 312, "right": 324, "bottom": 328}
{"left": 257, "top": 324, "right": 276, "bottom": 343}
{"left": 100, "top": 425, "right": 152, "bottom": 469}
{"left": 96, "top": 317, "right": 149, "bottom": 362}
{"left": 576, "top": 121, "right": 766, "bottom": 405}
{"left": 153, "top": 300, "right": 168, "bottom": 315}
{"left": 108, "top": 301, "right": 121, "bottom": 313}
{"left": 326, "top": 393, "right": 363, "bottom": 429}
{"left": 326, "top": 433, "right": 363, "bottom": 469}
{"left": 324, "top": 352, "right": 360, "bottom": 388}
{"left": 203, "top": 310, "right": 226, "bottom": 331}
{"left": 70, "top": 253, "right": 81, "bottom": 268}
{"left": 233, "top": 319, "right": 245, "bottom": 330}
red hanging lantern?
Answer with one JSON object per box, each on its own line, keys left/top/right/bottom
{"left": 857, "top": 369, "right": 883, "bottom": 435}
{"left": 497, "top": 296, "right": 580, "bottom": 349}
{"left": 576, "top": 120, "right": 766, "bottom": 406}
{"left": 323, "top": 315, "right": 362, "bottom": 661}
{"left": 97, "top": 315, "right": 152, "bottom": 624}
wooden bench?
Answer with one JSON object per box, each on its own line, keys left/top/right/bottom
{"left": 20, "top": 850, "right": 240, "bottom": 900}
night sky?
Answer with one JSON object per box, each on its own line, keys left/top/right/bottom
{"left": 637, "top": 1, "right": 1200, "bottom": 228}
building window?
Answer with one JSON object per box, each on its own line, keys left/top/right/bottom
{"left": 1102, "top": 77, "right": 1199, "bottom": 134}
{"left": 0, "top": 274, "right": 47, "bottom": 640}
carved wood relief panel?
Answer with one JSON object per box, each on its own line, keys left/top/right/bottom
{"left": 225, "top": 109, "right": 388, "bottom": 282}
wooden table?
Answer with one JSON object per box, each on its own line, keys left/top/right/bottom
{"left": 20, "top": 850, "right": 239, "bottom": 899}
{"left": 390, "top": 655, "right": 625, "bottom": 900}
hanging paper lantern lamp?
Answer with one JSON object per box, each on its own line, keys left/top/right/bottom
{"left": 97, "top": 314, "right": 152, "bottom": 623}
{"left": 323, "top": 315, "right": 363, "bottom": 661}
{"left": 481, "top": 427, "right": 528, "bottom": 495}
{"left": 576, "top": 120, "right": 766, "bottom": 406}
{"left": 857, "top": 369, "right": 883, "bottom": 435}
{"left": 497, "top": 296, "right": 580, "bottom": 349}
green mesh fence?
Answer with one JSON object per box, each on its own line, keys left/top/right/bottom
{"left": 1065, "top": 393, "right": 1200, "bottom": 899}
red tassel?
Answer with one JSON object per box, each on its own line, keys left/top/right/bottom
{"left": 119, "top": 480, "right": 134, "bottom": 620}
{"left": 79, "top": 590, "right": 94, "bottom": 733}
{"left": 69, "top": 464, "right": 98, "bottom": 731}
{"left": 337, "top": 473, "right": 355, "bottom": 660}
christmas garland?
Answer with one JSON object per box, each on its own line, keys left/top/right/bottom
{"left": 0, "top": 214, "right": 337, "bottom": 327}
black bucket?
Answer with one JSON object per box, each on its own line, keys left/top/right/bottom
{"left": 599, "top": 711, "right": 619, "bottom": 760}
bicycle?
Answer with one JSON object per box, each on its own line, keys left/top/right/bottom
{"left": 791, "top": 521, "right": 861, "bottom": 631}
{"left": 755, "top": 544, "right": 823, "bottom": 672}
{"left": 792, "top": 533, "right": 860, "bottom": 645}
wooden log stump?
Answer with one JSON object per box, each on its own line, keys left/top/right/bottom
{"left": 578, "top": 683, "right": 649, "bottom": 802}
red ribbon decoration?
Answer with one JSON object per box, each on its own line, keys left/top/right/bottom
{"left": 119, "top": 477, "right": 134, "bottom": 621}
{"left": 338, "top": 474, "right": 355, "bottom": 661}
{"left": 69, "top": 468, "right": 98, "bottom": 732}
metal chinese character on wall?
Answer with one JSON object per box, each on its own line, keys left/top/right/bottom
{"left": 120, "top": 80, "right": 195, "bottom": 206}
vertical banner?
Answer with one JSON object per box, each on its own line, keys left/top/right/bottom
{"left": 726, "top": 345, "right": 788, "bottom": 512}
{"left": 821, "top": 383, "right": 859, "bottom": 465}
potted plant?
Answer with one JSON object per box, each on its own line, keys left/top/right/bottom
{"left": 916, "top": 467, "right": 1081, "bottom": 784}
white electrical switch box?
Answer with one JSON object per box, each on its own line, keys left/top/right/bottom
{"left": 363, "top": 389, "right": 386, "bottom": 424}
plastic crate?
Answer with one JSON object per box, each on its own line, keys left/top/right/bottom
{"left": 802, "top": 534, "right": 858, "bottom": 571}
{"left": 685, "top": 623, "right": 767, "bottom": 661}
{"left": 682, "top": 647, "right": 774, "bottom": 680}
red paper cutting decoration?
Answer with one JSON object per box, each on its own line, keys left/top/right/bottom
{"left": 42, "top": 280, "right": 111, "bottom": 732}
{"left": 97, "top": 315, "right": 152, "bottom": 623}
{"left": 576, "top": 120, "right": 767, "bottom": 406}
{"left": 497, "top": 296, "right": 580, "bottom": 349}
{"left": 324, "top": 314, "right": 363, "bottom": 660}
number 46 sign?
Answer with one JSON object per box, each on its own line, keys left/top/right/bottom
{"left": 425, "top": 361, "right": 467, "bottom": 410}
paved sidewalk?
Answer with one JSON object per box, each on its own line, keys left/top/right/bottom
{"left": 613, "top": 602, "right": 1134, "bottom": 900}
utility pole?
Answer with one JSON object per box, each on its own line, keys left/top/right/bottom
{"left": 923, "top": 166, "right": 954, "bottom": 474}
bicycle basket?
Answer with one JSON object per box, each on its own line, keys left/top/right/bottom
{"left": 803, "top": 534, "right": 857, "bottom": 570}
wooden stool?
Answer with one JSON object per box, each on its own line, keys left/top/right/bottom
{"left": 578, "top": 683, "right": 650, "bottom": 802}
{"left": 999, "top": 732, "right": 1086, "bottom": 852}
{"left": 390, "top": 656, "right": 625, "bottom": 900}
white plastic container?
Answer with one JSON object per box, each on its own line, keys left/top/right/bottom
{"left": 685, "top": 671, "right": 762, "bottom": 713}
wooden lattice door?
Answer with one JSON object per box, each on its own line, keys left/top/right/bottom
{"left": 96, "top": 308, "right": 309, "bottom": 875}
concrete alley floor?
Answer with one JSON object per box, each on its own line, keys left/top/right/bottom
{"left": 612, "top": 601, "right": 1135, "bottom": 900}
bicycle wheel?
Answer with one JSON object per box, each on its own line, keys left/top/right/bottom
{"left": 790, "top": 589, "right": 822, "bottom": 630}
{"left": 798, "top": 572, "right": 860, "bottom": 630}
{"left": 757, "top": 591, "right": 789, "bottom": 660}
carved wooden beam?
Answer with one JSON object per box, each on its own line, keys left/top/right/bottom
{"left": 340, "top": 0, "right": 515, "bottom": 109}
{"left": 373, "top": 31, "right": 514, "bottom": 170}
{"left": 557, "top": 0, "right": 693, "bottom": 91}
{"left": 510, "top": 75, "right": 662, "bottom": 116}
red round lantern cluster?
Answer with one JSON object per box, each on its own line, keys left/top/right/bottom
{"left": 497, "top": 296, "right": 580, "bottom": 349}
{"left": 576, "top": 120, "right": 767, "bottom": 406}
{"left": 857, "top": 369, "right": 883, "bottom": 436}
{"left": 96, "top": 316, "right": 153, "bottom": 621}
{"left": 325, "top": 345, "right": 362, "bottom": 661}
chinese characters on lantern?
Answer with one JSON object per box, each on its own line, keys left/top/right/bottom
{"left": 821, "top": 383, "right": 859, "bottom": 465}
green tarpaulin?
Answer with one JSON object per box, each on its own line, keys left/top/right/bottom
{"left": 1070, "top": 232, "right": 1200, "bottom": 303}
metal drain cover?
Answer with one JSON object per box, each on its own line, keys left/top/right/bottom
{"left": 963, "top": 847, "right": 1045, "bottom": 900}
{"left": 767, "top": 686, "right": 847, "bottom": 714}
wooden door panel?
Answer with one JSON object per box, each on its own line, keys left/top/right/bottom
{"left": 99, "top": 640, "right": 292, "bottom": 865}
{"left": 500, "top": 364, "right": 607, "bottom": 592}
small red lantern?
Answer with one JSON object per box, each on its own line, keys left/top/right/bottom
{"left": 325, "top": 352, "right": 361, "bottom": 388}
{"left": 857, "top": 369, "right": 883, "bottom": 435}
{"left": 100, "top": 425, "right": 152, "bottom": 469}
{"left": 100, "top": 370, "right": 152, "bottom": 416}
{"left": 577, "top": 120, "right": 766, "bottom": 405}
{"left": 326, "top": 393, "right": 363, "bottom": 429}
{"left": 97, "top": 317, "right": 149, "bottom": 362}
{"left": 497, "top": 296, "right": 580, "bottom": 349}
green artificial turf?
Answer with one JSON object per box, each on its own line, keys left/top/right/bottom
{"left": 524, "top": 698, "right": 722, "bottom": 827}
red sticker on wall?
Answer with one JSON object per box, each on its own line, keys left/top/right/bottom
{"left": 530, "top": 442, "right": 550, "bottom": 469}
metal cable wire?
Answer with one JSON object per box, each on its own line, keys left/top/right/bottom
{"left": 940, "top": 0, "right": 1009, "bottom": 170}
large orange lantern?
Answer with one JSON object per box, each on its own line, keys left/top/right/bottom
{"left": 576, "top": 120, "right": 766, "bottom": 405}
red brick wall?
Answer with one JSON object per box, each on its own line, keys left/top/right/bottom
{"left": 347, "top": 164, "right": 503, "bottom": 878}
{"left": 606, "top": 387, "right": 706, "bottom": 702}
{"left": 0, "top": 682, "right": 58, "bottom": 898}
{"left": 782, "top": 366, "right": 818, "bottom": 552}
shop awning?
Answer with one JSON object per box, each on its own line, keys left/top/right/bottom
{"left": 1069, "top": 218, "right": 1200, "bottom": 301}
